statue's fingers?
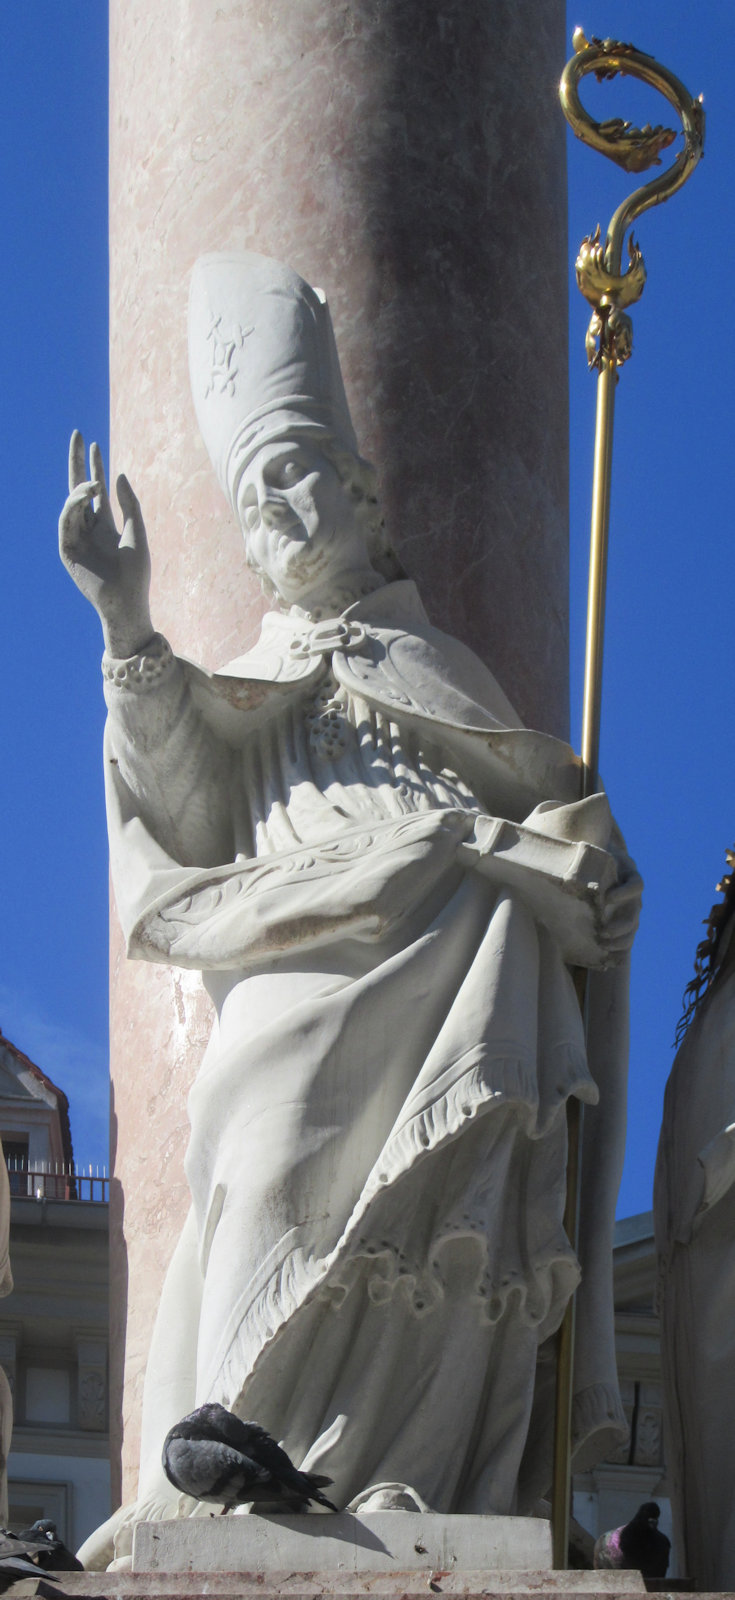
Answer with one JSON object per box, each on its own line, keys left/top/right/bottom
{"left": 90, "top": 442, "right": 111, "bottom": 512}
{"left": 63, "top": 481, "right": 100, "bottom": 514}
{"left": 116, "top": 474, "right": 147, "bottom": 547}
{"left": 602, "top": 874, "right": 643, "bottom": 925}
{"left": 116, "top": 473, "right": 139, "bottom": 515}
{"left": 599, "top": 931, "right": 636, "bottom": 957}
{"left": 602, "top": 899, "right": 640, "bottom": 932}
{"left": 600, "top": 917, "right": 639, "bottom": 946}
{"left": 600, "top": 899, "right": 641, "bottom": 945}
{"left": 69, "top": 430, "right": 86, "bottom": 493}
{"left": 59, "top": 481, "right": 101, "bottom": 546}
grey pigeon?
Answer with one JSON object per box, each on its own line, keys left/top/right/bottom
{"left": 162, "top": 1402, "right": 339, "bottom": 1513}
{"left": 0, "top": 1525, "right": 67, "bottom": 1589}
{"left": 594, "top": 1501, "right": 671, "bottom": 1577}
{"left": 14, "top": 1520, "right": 83, "bottom": 1572}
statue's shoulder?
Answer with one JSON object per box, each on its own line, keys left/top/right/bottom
{"left": 340, "top": 583, "right": 582, "bottom": 814}
{"left": 180, "top": 610, "right": 324, "bottom": 745}
{"left": 338, "top": 581, "right": 522, "bottom": 734}
{"left": 216, "top": 608, "right": 321, "bottom": 683}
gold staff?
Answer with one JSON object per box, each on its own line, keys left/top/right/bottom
{"left": 551, "top": 30, "right": 704, "bottom": 1569}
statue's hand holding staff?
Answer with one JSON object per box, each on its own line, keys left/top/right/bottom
{"left": 59, "top": 430, "right": 154, "bottom": 660}
{"left": 599, "top": 863, "right": 642, "bottom": 956}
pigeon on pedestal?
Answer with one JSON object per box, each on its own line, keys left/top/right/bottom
{"left": 15, "top": 1520, "right": 83, "bottom": 1572}
{"left": 594, "top": 1501, "right": 671, "bottom": 1577}
{"left": 14, "top": 1520, "right": 83, "bottom": 1572}
{"left": 162, "top": 1402, "right": 339, "bottom": 1513}
{"left": 0, "top": 1519, "right": 83, "bottom": 1587}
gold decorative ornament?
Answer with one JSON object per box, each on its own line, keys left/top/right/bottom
{"left": 561, "top": 30, "right": 704, "bottom": 385}
{"left": 551, "top": 30, "right": 704, "bottom": 1571}
{"left": 576, "top": 228, "right": 646, "bottom": 370}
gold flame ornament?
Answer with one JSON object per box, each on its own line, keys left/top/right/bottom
{"left": 551, "top": 31, "right": 704, "bottom": 1572}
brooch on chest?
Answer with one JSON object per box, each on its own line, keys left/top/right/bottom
{"left": 304, "top": 672, "right": 353, "bottom": 762}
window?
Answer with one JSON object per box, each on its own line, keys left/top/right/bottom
{"left": 2, "top": 1135, "right": 29, "bottom": 1196}
{"left": 6, "top": 1480, "right": 70, "bottom": 1542}
{"left": 25, "top": 1368, "right": 71, "bottom": 1426}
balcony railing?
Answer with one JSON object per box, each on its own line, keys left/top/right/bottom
{"left": 5, "top": 1161, "right": 109, "bottom": 1203}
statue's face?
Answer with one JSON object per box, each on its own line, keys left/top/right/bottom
{"left": 237, "top": 440, "right": 370, "bottom": 605}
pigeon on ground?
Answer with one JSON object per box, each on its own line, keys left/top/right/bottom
{"left": 14, "top": 1520, "right": 83, "bottom": 1572}
{"left": 593, "top": 1501, "right": 671, "bottom": 1577}
{"left": 162, "top": 1402, "right": 339, "bottom": 1513}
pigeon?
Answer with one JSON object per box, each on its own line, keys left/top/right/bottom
{"left": 0, "top": 1523, "right": 69, "bottom": 1587}
{"left": 162, "top": 1402, "right": 339, "bottom": 1513}
{"left": 593, "top": 1501, "right": 671, "bottom": 1577}
{"left": 0, "top": 1555, "right": 58, "bottom": 1591}
{"left": 14, "top": 1520, "right": 83, "bottom": 1572}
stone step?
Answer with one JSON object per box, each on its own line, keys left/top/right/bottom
{"left": 4, "top": 1575, "right": 661, "bottom": 1600}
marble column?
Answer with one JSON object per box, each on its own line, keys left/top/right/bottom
{"left": 108, "top": 0, "right": 569, "bottom": 1502}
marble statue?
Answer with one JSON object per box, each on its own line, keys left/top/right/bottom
{"left": 655, "top": 902, "right": 735, "bottom": 1590}
{"left": 60, "top": 253, "right": 640, "bottom": 1563}
{"left": 0, "top": 1147, "right": 12, "bottom": 1524}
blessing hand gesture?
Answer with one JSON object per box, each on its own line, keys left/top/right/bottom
{"left": 59, "top": 430, "right": 154, "bottom": 658}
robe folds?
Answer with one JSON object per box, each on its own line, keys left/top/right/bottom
{"left": 655, "top": 940, "right": 735, "bottom": 1590}
{"left": 102, "top": 579, "right": 630, "bottom": 1532}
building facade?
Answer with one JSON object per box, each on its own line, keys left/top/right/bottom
{"left": 574, "top": 1211, "right": 675, "bottom": 1571}
{"left": 0, "top": 1031, "right": 109, "bottom": 1550}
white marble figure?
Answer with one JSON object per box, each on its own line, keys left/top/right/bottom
{"left": 0, "top": 1147, "right": 12, "bottom": 1524}
{"left": 60, "top": 253, "right": 641, "bottom": 1565}
{"left": 655, "top": 929, "right": 735, "bottom": 1589}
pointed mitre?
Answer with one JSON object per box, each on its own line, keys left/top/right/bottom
{"left": 189, "top": 252, "right": 360, "bottom": 512}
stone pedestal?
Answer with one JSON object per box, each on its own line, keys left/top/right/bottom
{"left": 132, "top": 1512, "right": 553, "bottom": 1575}
{"left": 7, "top": 1575, "right": 655, "bottom": 1600}
{"left": 108, "top": 0, "right": 570, "bottom": 1503}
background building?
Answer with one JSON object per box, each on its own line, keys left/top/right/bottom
{"left": 574, "top": 1212, "right": 675, "bottom": 1572}
{"left": 0, "top": 1031, "right": 109, "bottom": 1550}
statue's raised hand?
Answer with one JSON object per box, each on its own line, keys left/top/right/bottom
{"left": 59, "top": 431, "right": 154, "bottom": 658}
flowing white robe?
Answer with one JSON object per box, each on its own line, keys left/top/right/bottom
{"left": 655, "top": 936, "right": 735, "bottom": 1589}
{"left": 101, "top": 580, "right": 629, "bottom": 1535}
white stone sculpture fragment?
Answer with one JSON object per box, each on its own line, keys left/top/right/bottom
{"left": 655, "top": 927, "right": 735, "bottom": 1590}
{"left": 0, "top": 1149, "right": 12, "bottom": 1524}
{"left": 60, "top": 253, "right": 641, "bottom": 1567}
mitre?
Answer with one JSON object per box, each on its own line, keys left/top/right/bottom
{"left": 188, "top": 251, "right": 360, "bottom": 512}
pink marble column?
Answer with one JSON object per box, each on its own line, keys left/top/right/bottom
{"left": 108, "top": 0, "right": 569, "bottom": 1501}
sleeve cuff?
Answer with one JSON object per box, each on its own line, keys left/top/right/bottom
{"left": 102, "top": 633, "right": 175, "bottom": 692}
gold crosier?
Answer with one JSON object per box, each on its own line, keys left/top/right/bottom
{"left": 551, "top": 31, "right": 704, "bottom": 1568}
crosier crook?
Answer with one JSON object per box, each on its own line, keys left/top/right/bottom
{"left": 551, "top": 29, "right": 704, "bottom": 1570}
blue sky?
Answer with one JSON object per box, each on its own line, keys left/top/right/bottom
{"left": 0, "top": 3, "right": 732, "bottom": 1215}
{"left": 0, "top": 6, "right": 109, "bottom": 1165}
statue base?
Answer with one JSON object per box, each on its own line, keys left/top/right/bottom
{"left": 132, "top": 1511, "right": 554, "bottom": 1575}
{"left": 6, "top": 1566, "right": 653, "bottom": 1600}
